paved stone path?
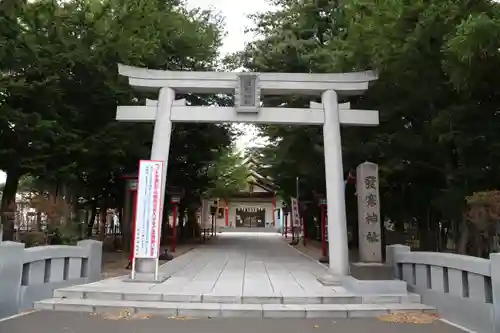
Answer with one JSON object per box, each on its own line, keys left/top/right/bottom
{"left": 39, "top": 232, "right": 436, "bottom": 318}
{"left": 68, "top": 232, "right": 346, "bottom": 298}
{"left": 0, "top": 311, "right": 467, "bottom": 333}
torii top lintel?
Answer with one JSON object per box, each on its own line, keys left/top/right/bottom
{"left": 117, "top": 64, "right": 378, "bottom": 96}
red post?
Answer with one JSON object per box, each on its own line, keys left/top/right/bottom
{"left": 321, "top": 204, "right": 327, "bottom": 257}
{"left": 225, "top": 200, "right": 229, "bottom": 227}
{"left": 302, "top": 216, "right": 307, "bottom": 246}
{"left": 171, "top": 203, "right": 178, "bottom": 252}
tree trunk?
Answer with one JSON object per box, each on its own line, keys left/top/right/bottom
{"left": 1, "top": 169, "right": 21, "bottom": 241}
{"left": 418, "top": 209, "right": 439, "bottom": 251}
{"left": 161, "top": 204, "right": 170, "bottom": 246}
{"left": 36, "top": 211, "right": 42, "bottom": 231}
{"left": 186, "top": 206, "right": 197, "bottom": 239}
{"left": 457, "top": 218, "right": 469, "bottom": 255}
{"left": 473, "top": 229, "right": 482, "bottom": 257}
{"left": 121, "top": 206, "right": 131, "bottom": 252}
{"left": 439, "top": 221, "right": 449, "bottom": 252}
{"left": 99, "top": 206, "right": 107, "bottom": 241}
{"left": 83, "top": 209, "right": 90, "bottom": 238}
{"left": 86, "top": 201, "right": 98, "bottom": 238}
{"left": 53, "top": 181, "right": 59, "bottom": 202}
{"left": 452, "top": 219, "right": 460, "bottom": 252}
{"left": 61, "top": 183, "right": 71, "bottom": 224}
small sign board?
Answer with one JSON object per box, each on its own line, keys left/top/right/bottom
{"left": 133, "top": 160, "right": 164, "bottom": 259}
{"left": 127, "top": 179, "right": 138, "bottom": 191}
{"left": 235, "top": 73, "right": 260, "bottom": 112}
{"left": 290, "top": 197, "right": 300, "bottom": 227}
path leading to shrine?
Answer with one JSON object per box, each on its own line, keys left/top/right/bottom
{"left": 46, "top": 233, "right": 348, "bottom": 299}
{"left": 37, "top": 232, "right": 435, "bottom": 318}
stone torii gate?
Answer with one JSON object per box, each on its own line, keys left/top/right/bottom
{"left": 116, "top": 64, "right": 378, "bottom": 282}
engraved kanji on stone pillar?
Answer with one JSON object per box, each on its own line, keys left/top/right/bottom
{"left": 356, "top": 162, "right": 382, "bottom": 262}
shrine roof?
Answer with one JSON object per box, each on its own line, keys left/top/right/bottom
{"left": 231, "top": 191, "right": 275, "bottom": 199}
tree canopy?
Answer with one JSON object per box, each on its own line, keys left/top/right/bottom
{"left": 3, "top": 0, "right": 500, "bottom": 256}
{"left": 233, "top": 0, "right": 500, "bottom": 254}
{"left": 0, "top": 0, "right": 235, "bottom": 240}
{"left": 205, "top": 148, "right": 248, "bottom": 199}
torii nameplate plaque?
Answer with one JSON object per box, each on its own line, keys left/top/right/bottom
{"left": 235, "top": 73, "right": 260, "bottom": 113}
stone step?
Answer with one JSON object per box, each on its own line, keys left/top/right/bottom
{"left": 53, "top": 288, "right": 421, "bottom": 305}
{"left": 35, "top": 298, "right": 435, "bottom": 318}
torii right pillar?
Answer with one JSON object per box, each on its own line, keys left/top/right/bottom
{"left": 321, "top": 91, "right": 383, "bottom": 286}
{"left": 322, "top": 90, "right": 350, "bottom": 283}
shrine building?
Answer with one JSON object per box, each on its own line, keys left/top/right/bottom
{"left": 200, "top": 154, "right": 282, "bottom": 232}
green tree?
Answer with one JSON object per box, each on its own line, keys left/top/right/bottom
{"left": 206, "top": 148, "right": 248, "bottom": 198}
{"left": 338, "top": 0, "right": 500, "bottom": 252}
{"left": 236, "top": 0, "right": 500, "bottom": 254}
{"left": 0, "top": 0, "right": 234, "bottom": 241}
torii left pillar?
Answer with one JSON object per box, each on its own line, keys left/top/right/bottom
{"left": 134, "top": 88, "right": 175, "bottom": 279}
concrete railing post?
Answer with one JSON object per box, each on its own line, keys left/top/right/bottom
{"left": 385, "top": 244, "right": 411, "bottom": 278}
{"left": 489, "top": 253, "right": 500, "bottom": 333}
{"left": 77, "top": 240, "right": 102, "bottom": 282}
{"left": 0, "top": 241, "right": 25, "bottom": 318}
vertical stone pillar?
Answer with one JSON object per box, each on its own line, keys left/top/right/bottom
{"left": 78, "top": 239, "right": 103, "bottom": 282}
{"left": 151, "top": 87, "right": 175, "bottom": 208}
{"left": 356, "top": 162, "right": 382, "bottom": 262}
{"left": 0, "top": 241, "right": 25, "bottom": 318}
{"left": 489, "top": 253, "right": 500, "bottom": 333}
{"left": 135, "top": 87, "right": 175, "bottom": 277}
{"left": 322, "top": 90, "right": 349, "bottom": 281}
{"left": 385, "top": 244, "right": 410, "bottom": 278}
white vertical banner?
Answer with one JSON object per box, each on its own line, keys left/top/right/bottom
{"left": 134, "top": 160, "right": 164, "bottom": 259}
{"left": 290, "top": 197, "right": 300, "bottom": 227}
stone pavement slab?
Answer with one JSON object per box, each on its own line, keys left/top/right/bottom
{"left": 36, "top": 297, "right": 436, "bottom": 318}
{"left": 0, "top": 310, "right": 468, "bottom": 333}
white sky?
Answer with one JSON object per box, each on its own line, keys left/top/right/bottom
{"left": 185, "top": 0, "right": 274, "bottom": 56}
{"left": 0, "top": 0, "right": 273, "bottom": 184}
{"left": 185, "top": 0, "right": 273, "bottom": 152}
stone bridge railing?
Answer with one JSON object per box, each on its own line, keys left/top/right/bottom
{"left": 0, "top": 240, "right": 102, "bottom": 318}
{"left": 387, "top": 244, "right": 499, "bottom": 333}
